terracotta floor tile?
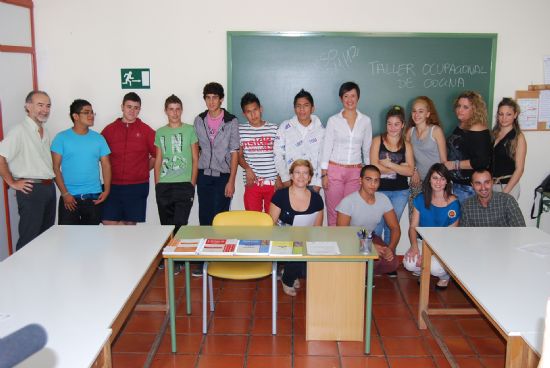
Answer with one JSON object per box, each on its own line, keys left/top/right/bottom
{"left": 457, "top": 318, "right": 500, "bottom": 338}
{"left": 434, "top": 356, "right": 484, "bottom": 368}
{"left": 251, "top": 317, "right": 292, "bottom": 335}
{"left": 340, "top": 356, "right": 389, "bottom": 368}
{"left": 246, "top": 355, "right": 292, "bottom": 368}
{"left": 294, "top": 318, "right": 306, "bottom": 335}
{"left": 437, "top": 287, "right": 470, "bottom": 305}
{"left": 196, "top": 354, "right": 245, "bottom": 368}
{"left": 112, "top": 333, "right": 156, "bottom": 353}
{"left": 381, "top": 337, "right": 430, "bottom": 356}
{"left": 479, "top": 356, "right": 506, "bottom": 367}
{"left": 294, "top": 302, "right": 306, "bottom": 318}
{"left": 216, "top": 287, "right": 256, "bottom": 301}
{"left": 372, "top": 288, "right": 404, "bottom": 304}
{"left": 424, "top": 336, "right": 444, "bottom": 356}
{"left": 176, "top": 300, "right": 203, "bottom": 316}
{"left": 141, "top": 287, "right": 167, "bottom": 303}
{"left": 150, "top": 353, "right": 197, "bottom": 368}
{"left": 373, "top": 303, "right": 413, "bottom": 319}
{"left": 123, "top": 311, "right": 166, "bottom": 333}
{"left": 208, "top": 317, "right": 251, "bottom": 334}
{"left": 338, "top": 337, "right": 384, "bottom": 356}
{"left": 294, "top": 355, "right": 341, "bottom": 368}
{"left": 387, "top": 357, "right": 437, "bottom": 368}
{"left": 430, "top": 319, "right": 463, "bottom": 336}
{"left": 174, "top": 316, "right": 203, "bottom": 333}
{"left": 212, "top": 301, "right": 253, "bottom": 317}
{"left": 376, "top": 318, "right": 421, "bottom": 337}
{"left": 372, "top": 277, "right": 398, "bottom": 290}
{"left": 293, "top": 336, "right": 338, "bottom": 356}
{"left": 157, "top": 333, "right": 203, "bottom": 354}
{"left": 469, "top": 337, "right": 506, "bottom": 355}
{"left": 441, "top": 336, "right": 476, "bottom": 356}
{"left": 255, "top": 301, "right": 292, "bottom": 318}
{"left": 112, "top": 352, "right": 148, "bottom": 367}
{"left": 201, "top": 335, "right": 247, "bottom": 355}
{"left": 248, "top": 335, "right": 292, "bottom": 355}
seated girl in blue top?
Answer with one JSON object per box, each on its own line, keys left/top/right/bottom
{"left": 403, "top": 163, "right": 460, "bottom": 288}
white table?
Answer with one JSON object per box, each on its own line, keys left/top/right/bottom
{"left": 0, "top": 225, "right": 172, "bottom": 368}
{"left": 417, "top": 226, "right": 550, "bottom": 368}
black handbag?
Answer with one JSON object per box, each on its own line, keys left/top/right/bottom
{"left": 530, "top": 174, "right": 550, "bottom": 219}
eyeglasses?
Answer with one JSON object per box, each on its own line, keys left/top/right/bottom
{"left": 79, "top": 111, "right": 96, "bottom": 116}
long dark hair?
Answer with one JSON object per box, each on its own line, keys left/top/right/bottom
{"left": 492, "top": 97, "right": 521, "bottom": 159}
{"left": 421, "top": 163, "right": 453, "bottom": 209}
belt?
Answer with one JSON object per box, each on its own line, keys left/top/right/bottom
{"left": 329, "top": 161, "right": 363, "bottom": 168}
{"left": 255, "top": 178, "right": 276, "bottom": 186}
{"left": 76, "top": 193, "right": 101, "bottom": 200}
{"left": 18, "top": 178, "right": 54, "bottom": 185}
{"left": 493, "top": 175, "right": 512, "bottom": 185}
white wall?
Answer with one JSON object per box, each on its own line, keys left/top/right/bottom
{"left": 31, "top": 0, "right": 550, "bottom": 252}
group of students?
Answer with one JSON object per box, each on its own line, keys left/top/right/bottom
{"left": 0, "top": 81, "right": 529, "bottom": 295}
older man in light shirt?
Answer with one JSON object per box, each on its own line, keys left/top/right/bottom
{"left": 0, "top": 91, "right": 56, "bottom": 250}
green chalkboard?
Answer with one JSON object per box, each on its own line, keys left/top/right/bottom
{"left": 227, "top": 32, "right": 497, "bottom": 136}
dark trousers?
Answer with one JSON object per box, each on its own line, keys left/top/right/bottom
{"left": 155, "top": 182, "right": 195, "bottom": 232}
{"left": 15, "top": 182, "right": 56, "bottom": 250}
{"left": 196, "top": 170, "right": 231, "bottom": 225}
{"left": 282, "top": 262, "right": 306, "bottom": 287}
{"left": 58, "top": 197, "right": 102, "bottom": 225}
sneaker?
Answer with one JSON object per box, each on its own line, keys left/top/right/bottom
{"left": 191, "top": 268, "right": 203, "bottom": 277}
{"left": 412, "top": 271, "right": 421, "bottom": 277}
{"left": 386, "top": 271, "right": 398, "bottom": 278}
{"left": 282, "top": 283, "right": 297, "bottom": 296}
{"left": 293, "top": 279, "right": 301, "bottom": 289}
{"left": 435, "top": 278, "right": 449, "bottom": 289}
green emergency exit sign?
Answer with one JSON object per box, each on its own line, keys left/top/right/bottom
{"left": 121, "top": 68, "right": 150, "bottom": 89}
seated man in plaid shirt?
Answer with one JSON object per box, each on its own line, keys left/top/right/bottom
{"left": 460, "top": 168, "right": 525, "bottom": 227}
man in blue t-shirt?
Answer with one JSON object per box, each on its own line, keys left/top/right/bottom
{"left": 51, "top": 99, "right": 111, "bottom": 225}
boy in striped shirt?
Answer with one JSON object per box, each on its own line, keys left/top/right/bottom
{"left": 238, "top": 92, "right": 281, "bottom": 212}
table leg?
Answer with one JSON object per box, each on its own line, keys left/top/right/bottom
{"left": 364, "top": 258, "right": 374, "bottom": 354}
{"left": 506, "top": 334, "right": 540, "bottom": 368}
{"left": 418, "top": 240, "right": 432, "bottom": 329}
{"left": 185, "top": 261, "right": 191, "bottom": 315}
{"left": 167, "top": 259, "right": 177, "bottom": 353}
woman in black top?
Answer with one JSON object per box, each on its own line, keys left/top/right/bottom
{"left": 492, "top": 98, "right": 526, "bottom": 199}
{"left": 269, "top": 159, "right": 323, "bottom": 296}
{"left": 444, "top": 91, "right": 492, "bottom": 204}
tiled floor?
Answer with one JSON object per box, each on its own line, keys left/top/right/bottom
{"left": 112, "top": 265, "right": 506, "bottom": 368}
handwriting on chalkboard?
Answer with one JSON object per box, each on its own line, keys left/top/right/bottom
{"left": 368, "top": 61, "right": 488, "bottom": 89}
{"left": 319, "top": 46, "right": 359, "bottom": 72}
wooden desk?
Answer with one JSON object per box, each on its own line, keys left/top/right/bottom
{"left": 417, "top": 227, "right": 549, "bottom": 368}
{"left": 0, "top": 225, "right": 173, "bottom": 368}
{"left": 163, "top": 226, "right": 378, "bottom": 354}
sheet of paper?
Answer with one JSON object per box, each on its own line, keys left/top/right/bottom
{"left": 518, "top": 242, "right": 550, "bottom": 257}
{"left": 518, "top": 98, "right": 539, "bottom": 129}
{"left": 544, "top": 56, "right": 550, "bottom": 84}
{"left": 539, "top": 90, "right": 550, "bottom": 127}
{"left": 306, "top": 241, "right": 341, "bottom": 255}
{"left": 292, "top": 212, "right": 319, "bottom": 226}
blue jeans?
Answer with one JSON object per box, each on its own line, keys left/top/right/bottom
{"left": 375, "top": 189, "right": 409, "bottom": 245}
{"left": 452, "top": 183, "right": 475, "bottom": 205}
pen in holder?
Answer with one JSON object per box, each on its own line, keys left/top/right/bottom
{"left": 357, "top": 228, "right": 372, "bottom": 254}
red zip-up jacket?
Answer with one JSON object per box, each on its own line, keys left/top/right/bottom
{"left": 101, "top": 118, "right": 156, "bottom": 185}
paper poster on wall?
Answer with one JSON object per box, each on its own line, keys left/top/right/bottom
{"left": 518, "top": 98, "right": 539, "bottom": 130}
{"left": 544, "top": 56, "right": 550, "bottom": 84}
{"left": 539, "top": 90, "right": 550, "bottom": 128}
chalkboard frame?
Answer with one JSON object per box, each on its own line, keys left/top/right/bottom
{"left": 227, "top": 31, "right": 497, "bottom": 134}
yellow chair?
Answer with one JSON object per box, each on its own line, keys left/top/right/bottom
{"left": 202, "top": 210, "right": 277, "bottom": 334}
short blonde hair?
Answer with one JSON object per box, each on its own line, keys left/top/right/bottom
{"left": 289, "top": 159, "right": 314, "bottom": 177}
